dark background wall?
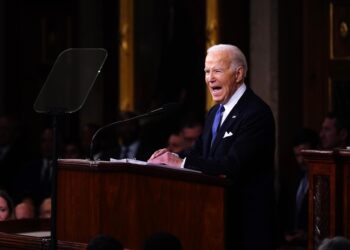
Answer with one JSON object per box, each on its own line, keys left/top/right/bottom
{"left": 0, "top": 0, "right": 341, "bottom": 190}
{"left": 0, "top": 0, "right": 250, "bottom": 154}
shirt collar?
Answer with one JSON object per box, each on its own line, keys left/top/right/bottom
{"left": 221, "top": 83, "right": 246, "bottom": 124}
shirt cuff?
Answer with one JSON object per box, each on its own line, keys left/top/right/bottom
{"left": 180, "top": 157, "right": 186, "bottom": 168}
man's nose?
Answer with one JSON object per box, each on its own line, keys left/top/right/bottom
{"left": 207, "top": 72, "right": 215, "bottom": 82}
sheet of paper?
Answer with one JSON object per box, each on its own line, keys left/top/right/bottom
{"left": 110, "top": 158, "right": 147, "bottom": 165}
{"left": 109, "top": 158, "right": 201, "bottom": 173}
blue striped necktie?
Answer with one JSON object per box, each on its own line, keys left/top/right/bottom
{"left": 211, "top": 105, "right": 225, "bottom": 145}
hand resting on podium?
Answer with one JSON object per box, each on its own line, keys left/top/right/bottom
{"left": 147, "top": 148, "right": 184, "bottom": 168}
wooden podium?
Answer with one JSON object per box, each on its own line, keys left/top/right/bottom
{"left": 303, "top": 149, "right": 350, "bottom": 250}
{"left": 56, "top": 159, "right": 229, "bottom": 250}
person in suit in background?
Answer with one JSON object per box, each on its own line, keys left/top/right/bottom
{"left": 167, "top": 130, "right": 185, "bottom": 154}
{"left": 282, "top": 128, "right": 319, "bottom": 247}
{"left": 98, "top": 111, "right": 153, "bottom": 161}
{"left": 179, "top": 119, "right": 203, "bottom": 151}
{"left": 319, "top": 112, "right": 349, "bottom": 149}
{"left": 12, "top": 127, "right": 60, "bottom": 218}
{"left": 63, "top": 140, "right": 81, "bottom": 159}
{"left": 148, "top": 44, "right": 276, "bottom": 249}
{"left": 173, "top": 118, "right": 204, "bottom": 158}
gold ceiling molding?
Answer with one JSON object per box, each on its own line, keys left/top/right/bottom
{"left": 206, "top": 0, "right": 219, "bottom": 110}
{"left": 119, "top": 0, "right": 134, "bottom": 111}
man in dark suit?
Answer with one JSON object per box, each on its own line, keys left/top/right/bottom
{"left": 148, "top": 44, "right": 276, "bottom": 250}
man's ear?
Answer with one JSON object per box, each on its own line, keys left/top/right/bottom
{"left": 235, "top": 66, "right": 245, "bottom": 82}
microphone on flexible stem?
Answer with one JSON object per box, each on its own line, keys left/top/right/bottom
{"left": 89, "top": 102, "right": 179, "bottom": 160}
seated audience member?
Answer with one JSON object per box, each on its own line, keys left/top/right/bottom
{"left": 86, "top": 234, "right": 123, "bottom": 250}
{"left": 39, "top": 197, "right": 51, "bottom": 218}
{"left": 172, "top": 118, "right": 203, "bottom": 158}
{"left": 15, "top": 198, "right": 35, "bottom": 219}
{"left": 0, "top": 189, "right": 14, "bottom": 221}
{"left": 318, "top": 236, "right": 350, "bottom": 250}
{"left": 12, "top": 127, "right": 60, "bottom": 216}
{"left": 143, "top": 232, "right": 182, "bottom": 250}
{"left": 167, "top": 131, "right": 185, "bottom": 154}
{"left": 63, "top": 141, "right": 81, "bottom": 159}
{"left": 319, "top": 112, "right": 349, "bottom": 149}
{"left": 283, "top": 128, "right": 319, "bottom": 247}
{"left": 98, "top": 111, "right": 152, "bottom": 161}
{"left": 179, "top": 119, "right": 203, "bottom": 151}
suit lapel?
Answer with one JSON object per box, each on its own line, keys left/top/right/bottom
{"left": 210, "top": 107, "right": 240, "bottom": 154}
{"left": 209, "top": 88, "right": 252, "bottom": 155}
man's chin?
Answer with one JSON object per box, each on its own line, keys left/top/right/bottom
{"left": 211, "top": 97, "right": 223, "bottom": 103}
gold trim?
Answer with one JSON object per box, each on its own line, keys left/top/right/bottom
{"left": 119, "top": 0, "right": 134, "bottom": 111}
{"left": 340, "top": 21, "right": 349, "bottom": 38}
{"left": 205, "top": 0, "right": 219, "bottom": 110}
{"left": 329, "top": 2, "right": 350, "bottom": 60}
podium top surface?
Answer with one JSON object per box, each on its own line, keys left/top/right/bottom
{"left": 58, "top": 159, "right": 230, "bottom": 187}
{"left": 302, "top": 149, "right": 350, "bottom": 162}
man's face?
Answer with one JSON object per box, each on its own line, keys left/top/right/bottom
{"left": 167, "top": 134, "right": 184, "bottom": 153}
{"left": 319, "top": 117, "right": 342, "bottom": 149}
{"left": 0, "top": 197, "right": 10, "bottom": 221}
{"left": 204, "top": 50, "right": 243, "bottom": 104}
{"left": 181, "top": 126, "right": 202, "bottom": 150}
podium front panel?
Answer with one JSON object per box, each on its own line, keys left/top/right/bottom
{"left": 56, "top": 159, "right": 228, "bottom": 250}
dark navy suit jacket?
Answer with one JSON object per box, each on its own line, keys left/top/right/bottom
{"left": 185, "top": 87, "right": 276, "bottom": 250}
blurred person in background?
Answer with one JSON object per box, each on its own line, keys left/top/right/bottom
{"left": 0, "top": 189, "right": 14, "bottom": 221}
{"left": 319, "top": 112, "right": 349, "bottom": 149}
{"left": 167, "top": 131, "right": 185, "bottom": 154}
{"left": 39, "top": 197, "right": 51, "bottom": 219}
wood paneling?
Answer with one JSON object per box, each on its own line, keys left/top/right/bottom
{"left": 57, "top": 159, "right": 229, "bottom": 250}
{"left": 303, "top": 149, "right": 350, "bottom": 250}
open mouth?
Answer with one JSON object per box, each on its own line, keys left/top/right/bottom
{"left": 211, "top": 86, "right": 222, "bottom": 93}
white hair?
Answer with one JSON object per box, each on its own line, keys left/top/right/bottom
{"left": 318, "top": 236, "right": 350, "bottom": 250}
{"left": 207, "top": 44, "right": 248, "bottom": 77}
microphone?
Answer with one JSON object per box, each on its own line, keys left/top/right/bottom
{"left": 89, "top": 103, "right": 179, "bottom": 160}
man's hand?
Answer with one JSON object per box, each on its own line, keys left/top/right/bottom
{"left": 148, "top": 148, "right": 183, "bottom": 167}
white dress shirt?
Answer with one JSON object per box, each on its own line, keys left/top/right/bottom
{"left": 220, "top": 83, "right": 246, "bottom": 125}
